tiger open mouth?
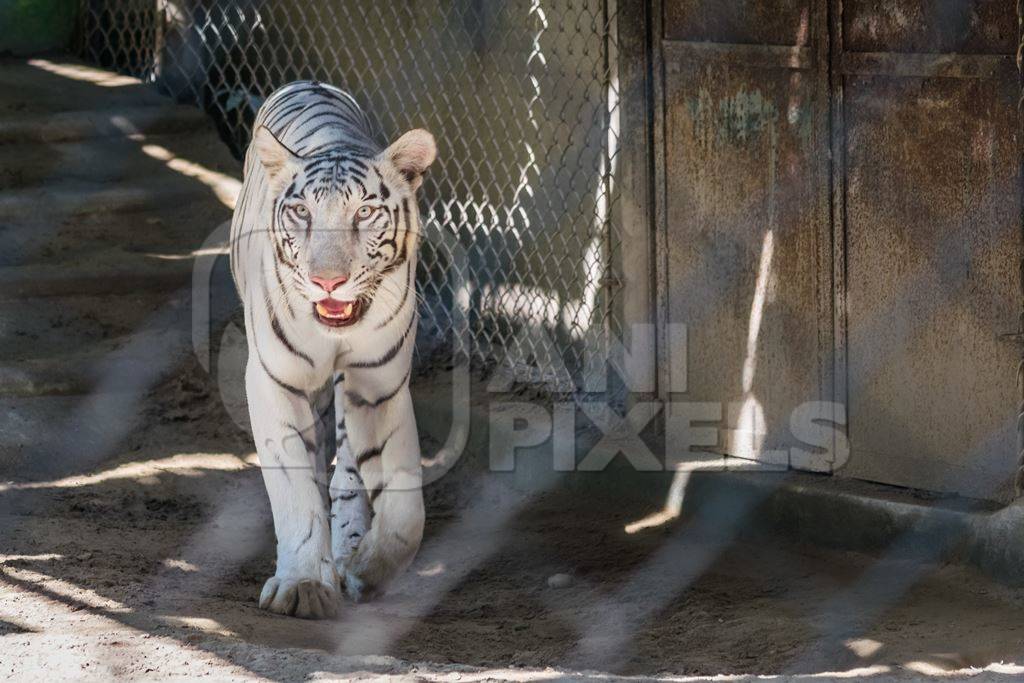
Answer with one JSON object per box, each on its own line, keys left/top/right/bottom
{"left": 313, "top": 298, "right": 362, "bottom": 327}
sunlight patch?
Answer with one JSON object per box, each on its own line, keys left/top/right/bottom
{"left": 143, "top": 245, "right": 231, "bottom": 261}
{"left": 159, "top": 616, "right": 235, "bottom": 638}
{"left": 416, "top": 562, "right": 446, "bottom": 577}
{"left": 139, "top": 143, "right": 241, "bottom": 208}
{"left": 0, "top": 553, "right": 65, "bottom": 564}
{"left": 27, "top": 59, "right": 138, "bottom": 87}
{"left": 845, "top": 638, "right": 883, "bottom": 658}
{"left": 0, "top": 452, "right": 257, "bottom": 493}
{"left": 161, "top": 559, "right": 200, "bottom": 573}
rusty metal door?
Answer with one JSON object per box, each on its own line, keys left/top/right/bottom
{"left": 657, "top": 1, "right": 836, "bottom": 469}
{"left": 835, "top": 2, "right": 1021, "bottom": 501}
{"left": 657, "top": 1, "right": 1023, "bottom": 501}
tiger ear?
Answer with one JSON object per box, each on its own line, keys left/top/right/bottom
{"left": 384, "top": 129, "right": 436, "bottom": 191}
{"left": 252, "top": 125, "right": 301, "bottom": 193}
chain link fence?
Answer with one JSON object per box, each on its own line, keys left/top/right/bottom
{"left": 77, "top": 0, "right": 622, "bottom": 389}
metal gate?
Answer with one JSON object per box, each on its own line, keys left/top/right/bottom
{"left": 657, "top": 0, "right": 1022, "bottom": 502}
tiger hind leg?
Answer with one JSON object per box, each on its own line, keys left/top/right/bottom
{"left": 329, "top": 374, "right": 372, "bottom": 581}
{"left": 342, "top": 387, "right": 424, "bottom": 602}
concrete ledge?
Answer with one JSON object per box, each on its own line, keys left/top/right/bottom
{"left": 410, "top": 379, "right": 1024, "bottom": 586}
{"left": 683, "top": 469, "right": 1024, "bottom": 586}
{"left": 0, "top": 264, "right": 194, "bottom": 299}
{"left": 0, "top": 105, "right": 208, "bottom": 144}
{"left": 0, "top": 182, "right": 211, "bottom": 219}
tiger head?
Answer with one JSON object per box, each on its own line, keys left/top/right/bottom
{"left": 253, "top": 125, "right": 436, "bottom": 330}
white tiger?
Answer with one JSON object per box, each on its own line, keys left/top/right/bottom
{"left": 229, "top": 80, "right": 436, "bottom": 618}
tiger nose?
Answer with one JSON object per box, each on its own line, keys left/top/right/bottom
{"left": 310, "top": 274, "right": 348, "bottom": 293}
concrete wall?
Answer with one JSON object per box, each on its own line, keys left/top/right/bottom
{"left": 0, "top": 0, "right": 77, "bottom": 55}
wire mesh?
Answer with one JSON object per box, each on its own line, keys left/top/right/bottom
{"left": 78, "top": 0, "right": 622, "bottom": 388}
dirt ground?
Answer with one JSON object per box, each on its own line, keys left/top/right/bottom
{"left": 1, "top": 360, "right": 1024, "bottom": 681}
{"left": 9, "top": 53, "right": 1024, "bottom": 682}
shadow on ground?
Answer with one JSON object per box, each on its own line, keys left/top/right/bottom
{"left": 3, "top": 54, "right": 1024, "bottom": 681}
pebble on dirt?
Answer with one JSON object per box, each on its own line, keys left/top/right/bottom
{"left": 546, "top": 573, "right": 572, "bottom": 589}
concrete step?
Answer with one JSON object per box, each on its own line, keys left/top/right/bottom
{"left": 0, "top": 357, "right": 238, "bottom": 481}
{"left": 0, "top": 54, "right": 244, "bottom": 482}
{"left": 0, "top": 269, "right": 237, "bottom": 358}
{"left": 0, "top": 232, "right": 223, "bottom": 274}
{"left": 0, "top": 55, "right": 167, "bottom": 116}
{"left": 0, "top": 327, "right": 189, "bottom": 397}
{"left": 1, "top": 390, "right": 151, "bottom": 478}
{"left": 0, "top": 204, "right": 233, "bottom": 270}
{"left": 0, "top": 188, "right": 234, "bottom": 268}
{"left": 0, "top": 313, "right": 240, "bottom": 478}
{"left": 0, "top": 104, "right": 209, "bottom": 145}
{"left": 0, "top": 173, "right": 234, "bottom": 220}
{"left": 0, "top": 290, "right": 188, "bottom": 360}
{"left": 0, "top": 131, "right": 240, "bottom": 190}
{"left": 0, "top": 262, "right": 196, "bottom": 299}
{"left": 0, "top": 296, "right": 206, "bottom": 471}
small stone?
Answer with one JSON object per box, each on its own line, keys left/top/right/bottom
{"left": 546, "top": 573, "right": 572, "bottom": 589}
{"left": 76, "top": 551, "right": 93, "bottom": 561}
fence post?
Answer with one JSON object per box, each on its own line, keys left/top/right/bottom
{"left": 613, "top": 0, "right": 658, "bottom": 400}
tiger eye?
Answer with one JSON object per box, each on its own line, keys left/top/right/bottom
{"left": 356, "top": 205, "right": 375, "bottom": 219}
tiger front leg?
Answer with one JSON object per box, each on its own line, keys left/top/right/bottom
{"left": 247, "top": 360, "right": 339, "bottom": 619}
{"left": 341, "top": 382, "right": 424, "bottom": 602}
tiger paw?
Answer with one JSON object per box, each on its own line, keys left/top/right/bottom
{"left": 259, "top": 575, "right": 340, "bottom": 619}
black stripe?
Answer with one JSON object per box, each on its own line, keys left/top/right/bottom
{"left": 356, "top": 445, "right": 383, "bottom": 467}
{"left": 374, "top": 167, "right": 391, "bottom": 199}
{"left": 272, "top": 258, "right": 294, "bottom": 318}
{"left": 346, "top": 157, "right": 369, "bottom": 171}
{"left": 302, "top": 158, "right": 338, "bottom": 174}
{"left": 348, "top": 312, "right": 415, "bottom": 368}
{"left": 369, "top": 482, "right": 385, "bottom": 506}
{"left": 398, "top": 198, "right": 413, "bottom": 264}
{"left": 269, "top": 304, "right": 314, "bottom": 367}
{"left": 265, "top": 441, "right": 291, "bottom": 482}
{"left": 264, "top": 101, "right": 306, "bottom": 130}
{"left": 385, "top": 204, "right": 401, "bottom": 245}
{"left": 297, "top": 518, "right": 315, "bottom": 548}
{"left": 345, "top": 370, "right": 410, "bottom": 409}
{"left": 305, "top": 120, "right": 358, "bottom": 142}
{"left": 252, "top": 318, "right": 305, "bottom": 399}
{"left": 375, "top": 260, "right": 412, "bottom": 330}
{"left": 262, "top": 272, "right": 313, "bottom": 367}
{"left": 286, "top": 423, "right": 316, "bottom": 454}
{"left": 319, "top": 399, "right": 334, "bottom": 424}
{"left": 379, "top": 205, "right": 400, "bottom": 254}
{"left": 290, "top": 108, "right": 342, "bottom": 130}
{"left": 355, "top": 427, "right": 397, "bottom": 467}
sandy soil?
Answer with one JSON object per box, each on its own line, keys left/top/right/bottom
{"left": 1, "top": 358, "right": 1024, "bottom": 681}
